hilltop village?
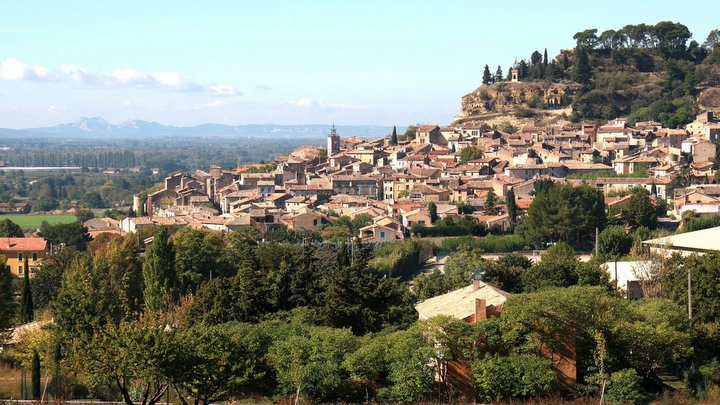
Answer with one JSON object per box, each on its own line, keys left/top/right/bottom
{"left": 101, "top": 108, "right": 719, "bottom": 239}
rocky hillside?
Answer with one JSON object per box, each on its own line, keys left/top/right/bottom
{"left": 453, "top": 22, "right": 720, "bottom": 128}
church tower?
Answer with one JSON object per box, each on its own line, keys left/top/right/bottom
{"left": 327, "top": 124, "right": 340, "bottom": 156}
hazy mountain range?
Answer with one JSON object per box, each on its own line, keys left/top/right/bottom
{"left": 0, "top": 117, "right": 399, "bottom": 139}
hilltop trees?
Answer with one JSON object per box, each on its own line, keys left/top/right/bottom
{"left": 482, "top": 65, "right": 492, "bottom": 85}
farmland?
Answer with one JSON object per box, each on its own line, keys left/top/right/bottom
{"left": 0, "top": 214, "right": 76, "bottom": 230}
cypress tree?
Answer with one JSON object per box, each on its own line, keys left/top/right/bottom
{"left": 31, "top": 350, "right": 40, "bottom": 400}
{"left": 484, "top": 190, "right": 498, "bottom": 215}
{"left": 142, "top": 227, "right": 178, "bottom": 311}
{"left": 482, "top": 64, "right": 492, "bottom": 85}
{"left": 428, "top": 202, "right": 438, "bottom": 224}
{"left": 572, "top": 47, "right": 592, "bottom": 85}
{"left": 543, "top": 48, "right": 549, "bottom": 67}
{"left": 390, "top": 126, "right": 398, "bottom": 145}
{"left": 506, "top": 188, "right": 517, "bottom": 222}
{"left": 20, "top": 256, "right": 33, "bottom": 323}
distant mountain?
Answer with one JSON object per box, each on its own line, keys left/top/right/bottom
{"left": 0, "top": 118, "right": 398, "bottom": 140}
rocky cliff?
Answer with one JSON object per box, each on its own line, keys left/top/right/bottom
{"left": 457, "top": 81, "right": 583, "bottom": 122}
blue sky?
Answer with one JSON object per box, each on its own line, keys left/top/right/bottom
{"left": 0, "top": 0, "right": 717, "bottom": 128}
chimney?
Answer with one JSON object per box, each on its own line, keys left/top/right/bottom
{"left": 475, "top": 298, "right": 487, "bottom": 321}
{"left": 473, "top": 279, "right": 481, "bottom": 290}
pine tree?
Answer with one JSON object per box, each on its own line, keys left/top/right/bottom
{"left": 390, "top": 126, "right": 398, "bottom": 145}
{"left": 494, "top": 65, "right": 503, "bottom": 83}
{"left": 482, "top": 65, "right": 492, "bottom": 85}
{"left": 31, "top": 350, "right": 40, "bottom": 400}
{"left": 142, "top": 227, "right": 178, "bottom": 311}
{"left": 428, "top": 202, "right": 438, "bottom": 224}
{"left": 20, "top": 256, "right": 33, "bottom": 323}
{"left": 506, "top": 188, "right": 517, "bottom": 222}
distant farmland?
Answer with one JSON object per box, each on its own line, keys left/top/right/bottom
{"left": 0, "top": 214, "right": 76, "bottom": 230}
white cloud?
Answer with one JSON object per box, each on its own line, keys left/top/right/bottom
{"left": 291, "top": 97, "right": 318, "bottom": 107}
{"left": 0, "top": 58, "right": 50, "bottom": 81}
{"left": 0, "top": 58, "right": 240, "bottom": 96}
{"left": 47, "top": 105, "right": 59, "bottom": 114}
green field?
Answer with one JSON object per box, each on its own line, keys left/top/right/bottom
{"left": 0, "top": 214, "right": 77, "bottom": 230}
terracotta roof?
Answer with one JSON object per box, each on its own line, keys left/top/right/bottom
{"left": 0, "top": 238, "right": 48, "bottom": 251}
{"left": 415, "top": 281, "right": 508, "bottom": 320}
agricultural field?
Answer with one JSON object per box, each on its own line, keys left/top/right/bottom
{"left": 0, "top": 214, "right": 76, "bottom": 230}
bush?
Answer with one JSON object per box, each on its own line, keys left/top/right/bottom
{"left": 439, "top": 235, "right": 527, "bottom": 253}
{"left": 472, "top": 353, "right": 555, "bottom": 402}
{"left": 607, "top": 368, "right": 651, "bottom": 405}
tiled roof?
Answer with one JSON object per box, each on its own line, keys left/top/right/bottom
{"left": 0, "top": 238, "right": 48, "bottom": 251}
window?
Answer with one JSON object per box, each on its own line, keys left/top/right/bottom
{"left": 313, "top": 219, "right": 318, "bottom": 226}
{"left": 32, "top": 252, "right": 38, "bottom": 261}
{"left": 18, "top": 266, "right": 23, "bottom": 275}
{"left": 17, "top": 252, "right": 23, "bottom": 261}
{"left": 380, "top": 231, "right": 386, "bottom": 238}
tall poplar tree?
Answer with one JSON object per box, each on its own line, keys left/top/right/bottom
{"left": 142, "top": 227, "right": 178, "bottom": 312}
{"left": 20, "top": 256, "right": 33, "bottom": 323}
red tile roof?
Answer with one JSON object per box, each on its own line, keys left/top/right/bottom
{"left": 0, "top": 238, "right": 48, "bottom": 251}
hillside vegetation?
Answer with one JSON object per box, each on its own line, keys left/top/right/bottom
{"left": 463, "top": 22, "right": 720, "bottom": 128}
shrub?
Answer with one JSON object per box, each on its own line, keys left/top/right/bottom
{"left": 606, "top": 368, "right": 651, "bottom": 405}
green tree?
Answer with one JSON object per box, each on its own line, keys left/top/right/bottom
{"left": 506, "top": 188, "right": 517, "bottom": 222}
{"left": 482, "top": 64, "right": 492, "bottom": 85}
{"left": 459, "top": 146, "right": 483, "bottom": 163}
{"left": 53, "top": 236, "right": 143, "bottom": 337}
{"left": 0, "top": 218, "right": 24, "bottom": 237}
{"left": 572, "top": 47, "right": 592, "bottom": 86}
{"left": 494, "top": 65, "right": 503, "bottom": 82}
{"left": 268, "top": 325, "right": 359, "bottom": 403}
{"left": 172, "top": 228, "right": 227, "bottom": 294}
{"left": 521, "top": 242, "right": 578, "bottom": 291}
{"left": 31, "top": 350, "right": 41, "bottom": 399}
{"left": 142, "top": 227, "right": 178, "bottom": 312}
{"left": 483, "top": 190, "right": 498, "bottom": 215}
{"left": 172, "top": 322, "right": 273, "bottom": 404}
{"left": 472, "top": 353, "right": 555, "bottom": 402}
{"left": 74, "top": 208, "right": 95, "bottom": 223}
{"left": 20, "top": 256, "right": 33, "bottom": 323}
{"left": 621, "top": 191, "right": 657, "bottom": 230}
{"left": 39, "top": 221, "right": 92, "bottom": 251}
{"left": 84, "top": 316, "right": 177, "bottom": 405}
{"left": 428, "top": 202, "right": 438, "bottom": 224}
{"left": 598, "top": 225, "right": 633, "bottom": 260}
{"left": 0, "top": 254, "right": 16, "bottom": 333}
{"left": 390, "top": 126, "right": 398, "bottom": 145}
{"left": 526, "top": 183, "right": 606, "bottom": 248}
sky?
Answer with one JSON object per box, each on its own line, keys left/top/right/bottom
{"left": 0, "top": 0, "right": 718, "bottom": 128}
